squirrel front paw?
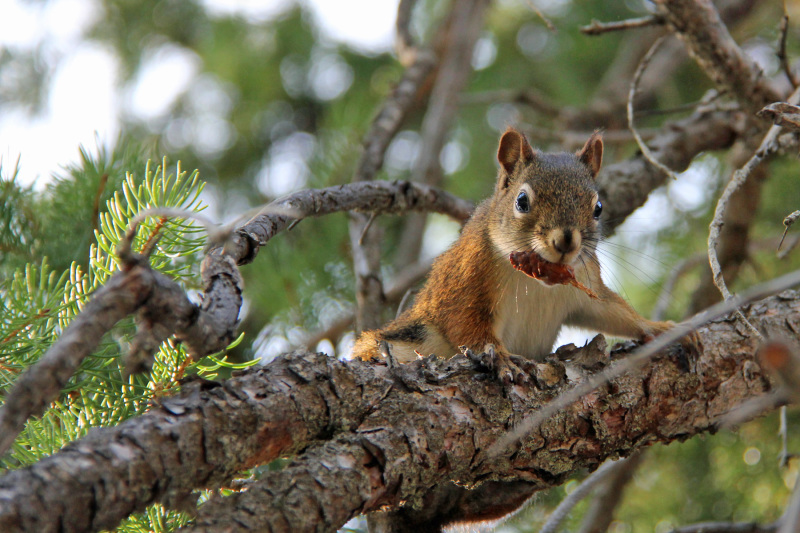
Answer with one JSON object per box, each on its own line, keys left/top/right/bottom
{"left": 642, "top": 320, "right": 702, "bottom": 355}
{"left": 464, "top": 344, "right": 530, "bottom": 385}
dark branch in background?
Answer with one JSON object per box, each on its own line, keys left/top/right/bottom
{"left": 778, "top": 14, "right": 797, "bottom": 88}
{"left": 347, "top": 25, "right": 437, "bottom": 331}
{"left": 599, "top": 106, "right": 742, "bottom": 235}
{"left": 459, "top": 87, "right": 561, "bottom": 117}
{"left": 581, "top": 15, "right": 664, "bottom": 35}
{"left": 299, "top": 258, "right": 434, "bottom": 351}
{"left": 577, "top": 452, "right": 647, "bottom": 533}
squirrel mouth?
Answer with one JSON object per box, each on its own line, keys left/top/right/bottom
{"left": 509, "top": 250, "right": 598, "bottom": 299}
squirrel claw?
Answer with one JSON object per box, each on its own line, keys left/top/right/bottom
{"left": 482, "top": 344, "right": 530, "bottom": 385}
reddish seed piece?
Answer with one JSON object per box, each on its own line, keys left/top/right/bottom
{"left": 509, "top": 251, "right": 599, "bottom": 299}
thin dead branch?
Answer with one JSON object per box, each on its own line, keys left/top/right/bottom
{"left": 780, "top": 210, "right": 800, "bottom": 251}
{"left": 581, "top": 15, "right": 664, "bottom": 36}
{"left": 778, "top": 13, "right": 797, "bottom": 88}
{"left": 707, "top": 89, "right": 800, "bottom": 339}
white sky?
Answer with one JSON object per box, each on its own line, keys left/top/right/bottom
{"left": 0, "top": 0, "right": 399, "bottom": 187}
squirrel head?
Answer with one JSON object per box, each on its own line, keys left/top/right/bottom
{"left": 488, "top": 128, "right": 604, "bottom": 266}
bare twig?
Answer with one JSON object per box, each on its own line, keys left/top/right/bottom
{"left": 395, "top": 0, "right": 419, "bottom": 66}
{"left": 540, "top": 458, "right": 633, "bottom": 533}
{"left": 670, "top": 521, "right": 777, "bottom": 533}
{"left": 581, "top": 15, "right": 663, "bottom": 35}
{"left": 778, "top": 13, "right": 798, "bottom": 88}
{"left": 525, "top": 0, "right": 556, "bottom": 32}
{"left": 707, "top": 89, "right": 800, "bottom": 340}
{"left": 628, "top": 35, "right": 679, "bottom": 180}
{"left": 779, "top": 210, "right": 800, "bottom": 251}
{"left": 490, "top": 267, "right": 800, "bottom": 455}
{"left": 459, "top": 88, "right": 561, "bottom": 117}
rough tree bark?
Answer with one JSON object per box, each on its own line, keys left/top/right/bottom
{"left": 2, "top": 290, "right": 798, "bottom": 533}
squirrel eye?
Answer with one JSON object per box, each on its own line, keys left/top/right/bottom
{"left": 515, "top": 191, "right": 530, "bottom": 213}
{"left": 593, "top": 200, "right": 603, "bottom": 219}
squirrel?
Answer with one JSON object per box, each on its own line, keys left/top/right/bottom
{"left": 352, "top": 127, "right": 680, "bottom": 382}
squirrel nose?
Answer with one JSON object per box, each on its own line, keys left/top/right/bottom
{"left": 552, "top": 229, "right": 580, "bottom": 255}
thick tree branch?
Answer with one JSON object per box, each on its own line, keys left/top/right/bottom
{"left": 4, "top": 290, "right": 800, "bottom": 533}
{"left": 652, "top": 0, "right": 780, "bottom": 112}
{"left": 599, "top": 106, "right": 743, "bottom": 234}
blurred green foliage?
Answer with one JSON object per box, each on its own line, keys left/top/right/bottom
{"left": 2, "top": 0, "right": 800, "bottom": 531}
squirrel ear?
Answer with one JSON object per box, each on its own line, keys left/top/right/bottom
{"left": 577, "top": 132, "right": 603, "bottom": 178}
{"left": 497, "top": 128, "right": 535, "bottom": 178}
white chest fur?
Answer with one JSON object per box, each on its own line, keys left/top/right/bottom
{"left": 492, "top": 268, "right": 583, "bottom": 360}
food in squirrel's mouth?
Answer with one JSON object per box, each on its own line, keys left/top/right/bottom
{"left": 509, "top": 250, "right": 599, "bottom": 299}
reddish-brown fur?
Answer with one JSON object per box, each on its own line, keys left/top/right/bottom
{"left": 352, "top": 128, "right": 679, "bottom": 382}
